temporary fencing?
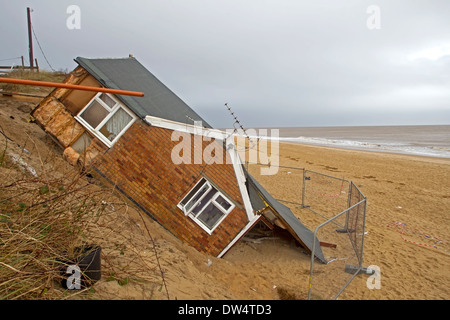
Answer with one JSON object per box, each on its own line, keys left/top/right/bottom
{"left": 246, "top": 164, "right": 367, "bottom": 300}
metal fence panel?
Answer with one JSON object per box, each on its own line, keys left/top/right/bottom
{"left": 245, "top": 165, "right": 367, "bottom": 300}
{"left": 306, "top": 174, "right": 367, "bottom": 300}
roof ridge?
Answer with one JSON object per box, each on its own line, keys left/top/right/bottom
{"left": 74, "top": 56, "right": 212, "bottom": 128}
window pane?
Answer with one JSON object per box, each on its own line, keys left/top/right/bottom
{"left": 197, "top": 203, "right": 224, "bottom": 230}
{"left": 184, "top": 181, "right": 209, "bottom": 212}
{"left": 99, "top": 93, "right": 116, "bottom": 109}
{"left": 99, "top": 108, "right": 133, "bottom": 142}
{"left": 80, "top": 100, "right": 109, "bottom": 128}
{"left": 181, "top": 179, "right": 206, "bottom": 207}
{"left": 191, "top": 189, "right": 216, "bottom": 215}
{"left": 215, "top": 195, "right": 232, "bottom": 211}
{"left": 71, "top": 132, "right": 92, "bottom": 154}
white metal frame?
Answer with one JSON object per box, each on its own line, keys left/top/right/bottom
{"left": 75, "top": 92, "right": 137, "bottom": 148}
{"left": 178, "top": 178, "right": 235, "bottom": 234}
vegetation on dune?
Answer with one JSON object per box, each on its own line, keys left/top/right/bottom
{"left": 0, "top": 70, "right": 69, "bottom": 95}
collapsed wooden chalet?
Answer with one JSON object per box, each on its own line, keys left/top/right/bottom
{"left": 31, "top": 56, "right": 326, "bottom": 262}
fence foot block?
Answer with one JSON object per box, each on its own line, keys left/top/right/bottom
{"left": 336, "top": 228, "right": 355, "bottom": 233}
{"left": 344, "top": 265, "right": 375, "bottom": 275}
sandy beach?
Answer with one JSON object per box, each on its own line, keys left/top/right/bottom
{"left": 242, "top": 141, "right": 450, "bottom": 300}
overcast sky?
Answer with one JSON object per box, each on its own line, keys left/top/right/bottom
{"left": 1, "top": 0, "right": 450, "bottom": 128}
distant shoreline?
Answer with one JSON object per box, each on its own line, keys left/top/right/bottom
{"left": 277, "top": 140, "right": 450, "bottom": 163}
{"left": 226, "top": 124, "right": 450, "bottom": 159}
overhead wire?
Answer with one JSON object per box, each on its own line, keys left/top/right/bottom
{"left": 0, "top": 56, "right": 22, "bottom": 62}
{"left": 30, "top": 11, "right": 56, "bottom": 72}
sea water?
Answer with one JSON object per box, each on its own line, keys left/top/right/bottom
{"left": 268, "top": 125, "right": 450, "bottom": 159}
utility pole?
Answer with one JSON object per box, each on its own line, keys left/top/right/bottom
{"left": 27, "top": 7, "right": 34, "bottom": 68}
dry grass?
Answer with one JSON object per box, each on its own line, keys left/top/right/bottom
{"left": 0, "top": 134, "right": 169, "bottom": 300}
{"left": 0, "top": 70, "right": 68, "bottom": 95}
{"left": 0, "top": 170, "right": 102, "bottom": 299}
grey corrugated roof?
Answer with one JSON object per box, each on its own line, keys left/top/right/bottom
{"left": 245, "top": 171, "right": 326, "bottom": 264}
{"left": 74, "top": 57, "right": 212, "bottom": 128}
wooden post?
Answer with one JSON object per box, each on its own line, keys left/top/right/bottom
{"left": 27, "top": 8, "right": 34, "bottom": 69}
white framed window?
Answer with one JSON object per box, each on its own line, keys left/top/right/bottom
{"left": 75, "top": 92, "right": 136, "bottom": 147}
{"left": 178, "top": 178, "right": 235, "bottom": 234}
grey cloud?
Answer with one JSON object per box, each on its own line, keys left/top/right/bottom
{"left": 1, "top": 0, "right": 449, "bottom": 128}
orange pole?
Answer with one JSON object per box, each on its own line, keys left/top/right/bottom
{"left": 0, "top": 77, "right": 144, "bottom": 97}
